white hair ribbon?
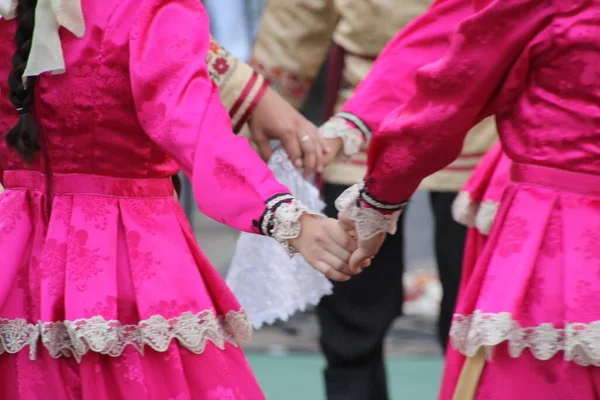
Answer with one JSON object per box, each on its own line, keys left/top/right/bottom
{"left": 0, "top": 0, "right": 85, "bottom": 78}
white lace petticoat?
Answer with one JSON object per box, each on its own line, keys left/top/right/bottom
{"left": 226, "top": 148, "right": 333, "bottom": 328}
{"left": 0, "top": 309, "right": 250, "bottom": 363}
{"left": 450, "top": 311, "right": 600, "bottom": 367}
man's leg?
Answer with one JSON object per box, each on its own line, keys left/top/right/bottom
{"left": 317, "top": 183, "right": 406, "bottom": 400}
{"left": 429, "top": 192, "right": 467, "bottom": 351}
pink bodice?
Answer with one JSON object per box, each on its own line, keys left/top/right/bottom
{"left": 0, "top": 0, "right": 291, "bottom": 235}
{"left": 0, "top": 3, "right": 176, "bottom": 178}
{"left": 359, "top": 0, "right": 600, "bottom": 204}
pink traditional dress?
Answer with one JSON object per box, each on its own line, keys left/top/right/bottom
{"left": 336, "top": 0, "right": 600, "bottom": 398}
{"left": 0, "top": 0, "right": 316, "bottom": 398}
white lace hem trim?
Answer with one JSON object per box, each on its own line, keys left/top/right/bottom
{"left": 0, "top": 309, "right": 251, "bottom": 363}
{"left": 450, "top": 311, "right": 600, "bottom": 367}
{"left": 451, "top": 191, "right": 499, "bottom": 235}
{"left": 334, "top": 182, "right": 403, "bottom": 240}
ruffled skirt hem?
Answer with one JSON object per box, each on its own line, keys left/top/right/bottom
{"left": 0, "top": 309, "right": 251, "bottom": 363}
{"left": 450, "top": 311, "right": 600, "bottom": 367}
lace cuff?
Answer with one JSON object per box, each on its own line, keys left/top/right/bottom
{"left": 319, "top": 112, "right": 372, "bottom": 157}
{"left": 334, "top": 181, "right": 406, "bottom": 240}
{"left": 257, "top": 194, "right": 322, "bottom": 256}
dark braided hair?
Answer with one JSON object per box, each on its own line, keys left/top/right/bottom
{"left": 6, "top": 0, "right": 40, "bottom": 162}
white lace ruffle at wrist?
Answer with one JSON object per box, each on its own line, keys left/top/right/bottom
{"left": 259, "top": 194, "right": 322, "bottom": 257}
{"left": 334, "top": 182, "right": 406, "bottom": 240}
{"left": 319, "top": 117, "right": 364, "bottom": 156}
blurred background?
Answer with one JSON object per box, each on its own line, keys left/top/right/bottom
{"left": 190, "top": 2, "right": 445, "bottom": 398}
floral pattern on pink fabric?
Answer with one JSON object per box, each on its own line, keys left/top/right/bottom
{"left": 520, "top": 274, "right": 545, "bottom": 321}
{"left": 425, "top": 58, "right": 476, "bottom": 91}
{"left": 67, "top": 229, "right": 107, "bottom": 292}
{"left": 168, "top": 395, "right": 189, "bottom": 400}
{"left": 126, "top": 231, "right": 159, "bottom": 289}
{"left": 84, "top": 295, "right": 118, "bottom": 320}
{"left": 163, "top": 343, "right": 184, "bottom": 371}
{"left": 214, "top": 346, "right": 233, "bottom": 380}
{"left": 115, "top": 348, "right": 148, "bottom": 393}
{"left": 541, "top": 209, "right": 562, "bottom": 259}
{"left": 569, "top": 281, "right": 600, "bottom": 320}
{"left": 64, "top": 363, "right": 83, "bottom": 400}
{"left": 17, "top": 355, "right": 45, "bottom": 398}
{"left": 15, "top": 257, "right": 40, "bottom": 320}
{"left": 40, "top": 239, "right": 68, "bottom": 297}
{"left": 136, "top": 102, "right": 177, "bottom": 146}
{"left": 145, "top": 300, "right": 197, "bottom": 320}
{"left": 578, "top": 227, "right": 600, "bottom": 263}
{"left": 121, "top": 199, "right": 172, "bottom": 235}
{"left": 79, "top": 197, "right": 116, "bottom": 231}
{"left": 496, "top": 216, "right": 530, "bottom": 258}
{"left": 206, "top": 386, "right": 237, "bottom": 400}
{"left": 379, "top": 143, "right": 416, "bottom": 175}
{"left": 214, "top": 158, "right": 247, "bottom": 189}
{"left": 0, "top": 192, "right": 26, "bottom": 234}
{"left": 92, "top": 64, "right": 133, "bottom": 111}
{"left": 51, "top": 198, "right": 72, "bottom": 227}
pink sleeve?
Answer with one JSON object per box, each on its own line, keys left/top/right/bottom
{"left": 364, "top": 0, "right": 553, "bottom": 205}
{"left": 128, "top": 0, "right": 292, "bottom": 234}
{"left": 341, "top": 0, "right": 474, "bottom": 132}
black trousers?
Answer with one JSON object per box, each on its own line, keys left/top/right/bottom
{"left": 317, "top": 184, "right": 467, "bottom": 400}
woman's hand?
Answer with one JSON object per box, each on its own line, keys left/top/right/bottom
{"left": 320, "top": 137, "right": 344, "bottom": 165}
{"left": 288, "top": 215, "right": 359, "bottom": 281}
{"left": 338, "top": 212, "right": 386, "bottom": 273}
{"left": 249, "top": 87, "right": 330, "bottom": 178}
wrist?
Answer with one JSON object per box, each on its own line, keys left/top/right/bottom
{"left": 324, "top": 137, "right": 344, "bottom": 156}
{"left": 334, "top": 181, "right": 407, "bottom": 240}
{"left": 257, "top": 195, "right": 323, "bottom": 257}
{"left": 287, "top": 213, "right": 319, "bottom": 249}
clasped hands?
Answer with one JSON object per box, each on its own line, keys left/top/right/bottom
{"left": 288, "top": 213, "right": 386, "bottom": 282}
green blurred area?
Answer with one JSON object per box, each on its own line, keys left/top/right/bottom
{"left": 247, "top": 353, "right": 443, "bottom": 400}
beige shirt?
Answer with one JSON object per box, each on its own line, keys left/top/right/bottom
{"left": 252, "top": 0, "right": 498, "bottom": 191}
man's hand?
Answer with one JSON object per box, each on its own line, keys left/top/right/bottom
{"left": 249, "top": 87, "right": 330, "bottom": 178}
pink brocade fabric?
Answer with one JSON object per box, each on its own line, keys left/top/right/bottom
{"left": 0, "top": 0, "right": 300, "bottom": 398}
{"left": 0, "top": 343, "right": 262, "bottom": 400}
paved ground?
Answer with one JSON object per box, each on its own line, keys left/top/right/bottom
{"left": 247, "top": 353, "right": 443, "bottom": 400}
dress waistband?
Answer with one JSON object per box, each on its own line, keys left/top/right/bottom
{"left": 511, "top": 163, "right": 600, "bottom": 197}
{"left": 3, "top": 170, "right": 174, "bottom": 198}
